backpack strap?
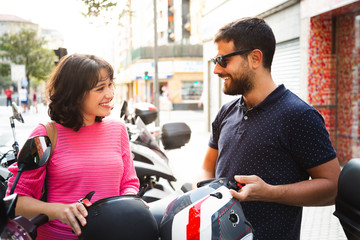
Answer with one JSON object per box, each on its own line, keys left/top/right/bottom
{"left": 41, "top": 122, "right": 57, "bottom": 156}
{"left": 39, "top": 122, "right": 57, "bottom": 202}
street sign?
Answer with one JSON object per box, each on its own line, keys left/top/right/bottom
{"left": 10, "top": 64, "right": 26, "bottom": 83}
{"left": 11, "top": 64, "right": 27, "bottom": 91}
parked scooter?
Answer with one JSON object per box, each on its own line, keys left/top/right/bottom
{"left": 120, "top": 100, "right": 192, "bottom": 202}
{"left": 0, "top": 135, "right": 52, "bottom": 239}
{"left": 0, "top": 102, "right": 24, "bottom": 198}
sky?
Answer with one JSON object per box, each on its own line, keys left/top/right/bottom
{"left": 0, "top": 0, "right": 114, "bottom": 55}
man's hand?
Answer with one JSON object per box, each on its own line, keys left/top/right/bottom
{"left": 229, "top": 175, "right": 274, "bottom": 202}
{"left": 230, "top": 159, "right": 340, "bottom": 207}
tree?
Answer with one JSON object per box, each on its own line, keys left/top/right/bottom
{"left": 80, "top": 0, "right": 133, "bottom": 25}
{"left": 0, "top": 63, "right": 12, "bottom": 91}
{"left": 81, "top": 0, "right": 117, "bottom": 18}
{"left": 0, "top": 28, "right": 55, "bottom": 92}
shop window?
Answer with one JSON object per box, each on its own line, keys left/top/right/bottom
{"left": 181, "top": 81, "right": 203, "bottom": 100}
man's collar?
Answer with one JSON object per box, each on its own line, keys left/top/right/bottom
{"left": 238, "top": 84, "right": 287, "bottom": 110}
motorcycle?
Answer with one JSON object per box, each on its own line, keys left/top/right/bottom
{"left": 120, "top": 100, "right": 192, "bottom": 202}
{"left": 0, "top": 102, "right": 24, "bottom": 198}
{"left": 0, "top": 135, "right": 52, "bottom": 239}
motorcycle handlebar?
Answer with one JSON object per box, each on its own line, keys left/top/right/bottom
{"left": 30, "top": 214, "right": 49, "bottom": 227}
{"left": 196, "top": 178, "right": 245, "bottom": 191}
{"left": 8, "top": 214, "right": 49, "bottom": 239}
{"left": 0, "top": 150, "right": 16, "bottom": 167}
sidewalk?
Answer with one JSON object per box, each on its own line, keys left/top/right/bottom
{"left": 0, "top": 105, "right": 347, "bottom": 239}
{"left": 302, "top": 205, "right": 346, "bottom": 239}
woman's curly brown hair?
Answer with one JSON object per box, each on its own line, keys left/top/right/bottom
{"left": 46, "top": 53, "right": 114, "bottom": 131}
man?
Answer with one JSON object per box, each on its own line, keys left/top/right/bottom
{"left": 198, "top": 17, "right": 340, "bottom": 240}
{"left": 5, "top": 87, "right": 13, "bottom": 107}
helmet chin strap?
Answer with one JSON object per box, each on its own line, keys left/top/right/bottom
{"left": 78, "top": 191, "right": 96, "bottom": 208}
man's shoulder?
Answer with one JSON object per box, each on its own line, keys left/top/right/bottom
{"left": 276, "top": 90, "right": 325, "bottom": 127}
{"left": 281, "top": 90, "right": 314, "bottom": 112}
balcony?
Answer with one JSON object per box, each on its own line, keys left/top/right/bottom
{"left": 122, "top": 44, "right": 203, "bottom": 68}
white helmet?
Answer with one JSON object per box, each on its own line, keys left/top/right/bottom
{"left": 160, "top": 178, "right": 253, "bottom": 240}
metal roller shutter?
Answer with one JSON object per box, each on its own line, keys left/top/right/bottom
{"left": 272, "top": 38, "right": 301, "bottom": 96}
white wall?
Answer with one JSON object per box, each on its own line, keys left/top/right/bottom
{"left": 265, "top": 3, "right": 300, "bottom": 43}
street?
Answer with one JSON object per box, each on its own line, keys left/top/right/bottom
{"left": 0, "top": 104, "right": 347, "bottom": 239}
{"left": 0, "top": 104, "right": 50, "bottom": 150}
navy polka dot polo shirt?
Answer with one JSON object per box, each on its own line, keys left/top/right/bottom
{"left": 209, "top": 84, "right": 336, "bottom": 240}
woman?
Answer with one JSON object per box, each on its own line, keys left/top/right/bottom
{"left": 7, "top": 54, "right": 139, "bottom": 239}
{"left": 32, "top": 88, "right": 38, "bottom": 113}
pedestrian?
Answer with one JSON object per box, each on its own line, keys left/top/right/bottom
{"left": 6, "top": 53, "right": 140, "bottom": 239}
{"left": 197, "top": 91, "right": 204, "bottom": 109}
{"left": 5, "top": 87, "right": 13, "bottom": 107}
{"left": 19, "top": 86, "right": 28, "bottom": 113}
{"left": 197, "top": 17, "right": 341, "bottom": 240}
{"left": 32, "top": 88, "right": 38, "bottom": 113}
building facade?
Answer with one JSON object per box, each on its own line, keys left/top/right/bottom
{"left": 0, "top": 14, "right": 63, "bottom": 51}
{"left": 116, "top": 0, "right": 204, "bottom": 110}
{"left": 0, "top": 14, "right": 38, "bottom": 36}
{"left": 301, "top": 0, "right": 360, "bottom": 164}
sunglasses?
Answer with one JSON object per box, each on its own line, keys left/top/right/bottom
{"left": 211, "top": 49, "right": 254, "bottom": 68}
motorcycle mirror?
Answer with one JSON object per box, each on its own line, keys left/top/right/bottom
{"left": 11, "top": 102, "right": 24, "bottom": 123}
{"left": 10, "top": 136, "right": 52, "bottom": 195}
{"left": 120, "top": 100, "right": 128, "bottom": 118}
{"left": 17, "top": 135, "right": 52, "bottom": 171}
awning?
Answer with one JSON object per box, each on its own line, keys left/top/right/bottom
{"left": 115, "top": 71, "right": 132, "bottom": 84}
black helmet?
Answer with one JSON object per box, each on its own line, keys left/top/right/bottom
{"left": 160, "top": 178, "right": 253, "bottom": 240}
{"left": 79, "top": 194, "right": 158, "bottom": 240}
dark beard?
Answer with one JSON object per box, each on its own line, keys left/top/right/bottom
{"left": 222, "top": 71, "right": 254, "bottom": 96}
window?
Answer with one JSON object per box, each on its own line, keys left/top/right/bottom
{"left": 181, "top": 81, "right": 203, "bottom": 100}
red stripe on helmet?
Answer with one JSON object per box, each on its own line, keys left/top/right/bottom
{"left": 186, "top": 196, "right": 210, "bottom": 240}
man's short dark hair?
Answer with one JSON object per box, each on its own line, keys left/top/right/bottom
{"left": 214, "top": 17, "right": 276, "bottom": 70}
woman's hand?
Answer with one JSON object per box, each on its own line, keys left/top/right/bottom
{"left": 15, "top": 196, "right": 89, "bottom": 236}
{"left": 56, "top": 202, "right": 88, "bottom": 236}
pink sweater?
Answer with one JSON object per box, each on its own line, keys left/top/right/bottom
{"left": 7, "top": 118, "right": 139, "bottom": 239}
